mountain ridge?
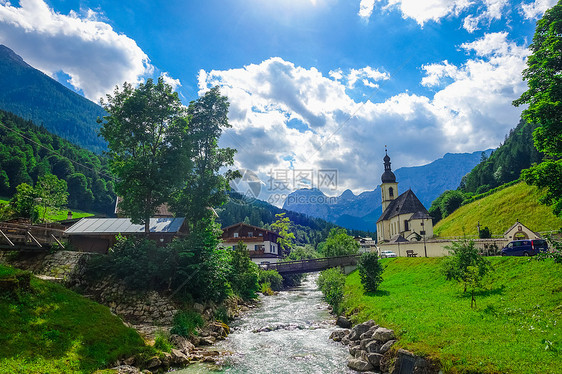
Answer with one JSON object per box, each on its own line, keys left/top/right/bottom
{"left": 0, "top": 44, "right": 107, "bottom": 153}
{"left": 282, "top": 150, "right": 492, "bottom": 231}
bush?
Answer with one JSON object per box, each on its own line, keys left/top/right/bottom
{"left": 259, "top": 282, "right": 274, "bottom": 296}
{"left": 168, "top": 229, "right": 232, "bottom": 303}
{"left": 442, "top": 239, "right": 492, "bottom": 307}
{"left": 479, "top": 226, "right": 492, "bottom": 239}
{"left": 84, "top": 236, "right": 177, "bottom": 291}
{"left": 229, "top": 241, "right": 259, "bottom": 300}
{"left": 357, "top": 252, "right": 384, "bottom": 293}
{"left": 214, "top": 306, "right": 230, "bottom": 324}
{"left": 153, "top": 330, "right": 173, "bottom": 352}
{"left": 317, "top": 268, "right": 346, "bottom": 315}
{"left": 258, "top": 269, "right": 283, "bottom": 291}
{"left": 170, "top": 310, "right": 204, "bottom": 337}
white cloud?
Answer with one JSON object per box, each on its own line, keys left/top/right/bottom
{"left": 0, "top": 0, "right": 153, "bottom": 101}
{"left": 359, "top": 0, "right": 510, "bottom": 30}
{"left": 359, "top": 0, "right": 376, "bottom": 19}
{"left": 161, "top": 72, "right": 182, "bottom": 91}
{"left": 329, "top": 66, "right": 389, "bottom": 89}
{"left": 421, "top": 61, "right": 463, "bottom": 87}
{"left": 520, "top": 0, "right": 557, "bottom": 20}
{"left": 199, "top": 33, "right": 528, "bottom": 196}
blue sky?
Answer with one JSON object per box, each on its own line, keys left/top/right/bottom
{"left": 0, "top": 0, "right": 557, "bottom": 205}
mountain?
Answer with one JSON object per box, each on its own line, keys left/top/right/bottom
{"left": 0, "top": 45, "right": 106, "bottom": 153}
{"left": 216, "top": 191, "right": 374, "bottom": 247}
{"left": 282, "top": 150, "right": 492, "bottom": 231}
{"left": 459, "top": 119, "right": 543, "bottom": 194}
{"left": 0, "top": 109, "right": 115, "bottom": 215}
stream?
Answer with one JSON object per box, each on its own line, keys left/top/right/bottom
{"left": 172, "top": 273, "right": 353, "bottom": 373}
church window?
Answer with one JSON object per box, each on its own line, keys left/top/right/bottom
{"left": 404, "top": 220, "right": 409, "bottom": 231}
{"left": 389, "top": 187, "right": 394, "bottom": 198}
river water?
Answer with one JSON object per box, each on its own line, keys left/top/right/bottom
{"left": 172, "top": 274, "right": 353, "bottom": 374}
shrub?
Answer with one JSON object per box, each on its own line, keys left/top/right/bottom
{"left": 317, "top": 268, "right": 345, "bottom": 315}
{"left": 479, "top": 226, "right": 492, "bottom": 239}
{"left": 84, "top": 236, "right": 177, "bottom": 291}
{"left": 357, "top": 252, "right": 384, "bottom": 293}
{"left": 153, "top": 330, "right": 173, "bottom": 352}
{"left": 229, "top": 241, "right": 259, "bottom": 300}
{"left": 442, "top": 239, "right": 493, "bottom": 307}
{"left": 258, "top": 269, "right": 283, "bottom": 291}
{"left": 259, "top": 282, "right": 274, "bottom": 296}
{"left": 170, "top": 310, "right": 204, "bottom": 337}
{"left": 214, "top": 306, "right": 230, "bottom": 324}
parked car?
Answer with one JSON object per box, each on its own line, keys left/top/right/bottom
{"left": 380, "top": 250, "right": 397, "bottom": 258}
{"left": 500, "top": 239, "right": 548, "bottom": 256}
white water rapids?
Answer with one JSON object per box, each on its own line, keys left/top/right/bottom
{"left": 172, "top": 273, "right": 353, "bottom": 373}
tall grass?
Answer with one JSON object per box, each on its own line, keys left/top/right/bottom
{"left": 434, "top": 182, "right": 562, "bottom": 238}
{"left": 343, "top": 257, "right": 562, "bottom": 373}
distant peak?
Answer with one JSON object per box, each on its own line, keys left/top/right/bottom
{"left": 340, "top": 189, "right": 355, "bottom": 199}
{"left": 0, "top": 45, "right": 30, "bottom": 68}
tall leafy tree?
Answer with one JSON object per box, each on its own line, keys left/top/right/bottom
{"left": 271, "top": 213, "right": 296, "bottom": 256}
{"left": 171, "top": 86, "right": 239, "bottom": 228}
{"left": 35, "top": 174, "right": 68, "bottom": 223}
{"left": 99, "top": 77, "right": 191, "bottom": 233}
{"left": 318, "top": 227, "right": 359, "bottom": 257}
{"left": 513, "top": 2, "right": 562, "bottom": 216}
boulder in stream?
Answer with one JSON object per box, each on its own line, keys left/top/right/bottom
{"left": 347, "top": 358, "right": 374, "bottom": 372}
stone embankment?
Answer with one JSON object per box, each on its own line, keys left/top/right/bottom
{"left": 330, "top": 318, "right": 438, "bottom": 374}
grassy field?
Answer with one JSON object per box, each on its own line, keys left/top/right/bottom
{"left": 434, "top": 182, "right": 562, "bottom": 238}
{"left": 343, "top": 257, "right": 562, "bottom": 373}
{"left": 0, "top": 197, "right": 94, "bottom": 222}
{"left": 0, "top": 265, "right": 155, "bottom": 374}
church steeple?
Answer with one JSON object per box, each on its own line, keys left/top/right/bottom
{"left": 380, "top": 147, "right": 398, "bottom": 213}
{"left": 381, "top": 147, "right": 396, "bottom": 183}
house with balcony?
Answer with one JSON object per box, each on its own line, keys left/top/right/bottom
{"left": 221, "top": 222, "right": 283, "bottom": 264}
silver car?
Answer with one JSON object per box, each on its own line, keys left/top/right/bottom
{"left": 380, "top": 250, "right": 397, "bottom": 258}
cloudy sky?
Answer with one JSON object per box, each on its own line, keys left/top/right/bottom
{"left": 0, "top": 0, "right": 556, "bottom": 204}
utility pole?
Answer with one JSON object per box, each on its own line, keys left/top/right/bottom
{"left": 421, "top": 219, "right": 427, "bottom": 257}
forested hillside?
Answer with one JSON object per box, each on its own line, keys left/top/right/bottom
{"left": 0, "top": 45, "right": 107, "bottom": 153}
{"left": 459, "top": 120, "right": 543, "bottom": 194}
{"left": 0, "top": 110, "right": 115, "bottom": 215}
{"left": 217, "top": 192, "right": 372, "bottom": 247}
{"left": 429, "top": 120, "right": 543, "bottom": 223}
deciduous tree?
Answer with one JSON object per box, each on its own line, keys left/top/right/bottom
{"left": 513, "top": 2, "right": 562, "bottom": 216}
{"left": 99, "top": 77, "right": 191, "bottom": 233}
{"left": 171, "top": 87, "right": 240, "bottom": 229}
{"left": 318, "top": 228, "right": 359, "bottom": 257}
{"left": 271, "top": 213, "right": 295, "bottom": 256}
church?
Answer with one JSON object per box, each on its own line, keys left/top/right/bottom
{"left": 376, "top": 151, "right": 433, "bottom": 243}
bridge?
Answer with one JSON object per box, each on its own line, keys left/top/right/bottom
{"left": 0, "top": 221, "right": 66, "bottom": 251}
{"left": 262, "top": 254, "right": 361, "bottom": 274}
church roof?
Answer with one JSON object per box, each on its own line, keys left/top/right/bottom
{"left": 377, "top": 189, "right": 431, "bottom": 223}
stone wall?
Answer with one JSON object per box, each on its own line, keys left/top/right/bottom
{"left": 379, "top": 238, "right": 507, "bottom": 257}
{"left": 0, "top": 250, "right": 93, "bottom": 283}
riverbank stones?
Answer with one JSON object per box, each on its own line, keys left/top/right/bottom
{"left": 337, "top": 316, "right": 353, "bottom": 328}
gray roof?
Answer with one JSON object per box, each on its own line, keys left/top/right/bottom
{"left": 377, "top": 189, "right": 431, "bottom": 223}
{"left": 65, "top": 217, "right": 185, "bottom": 235}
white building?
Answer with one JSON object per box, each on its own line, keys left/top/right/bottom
{"left": 376, "top": 151, "right": 434, "bottom": 243}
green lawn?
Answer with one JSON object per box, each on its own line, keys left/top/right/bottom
{"left": 0, "top": 197, "right": 94, "bottom": 222}
{"left": 344, "top": 257, "right": 562, "bottom": 374}
{"left": 0, "top": 265, "right": 155, "bottom": 373}
{"left": 434, "top": 182, "right": 562, "bottom": 238}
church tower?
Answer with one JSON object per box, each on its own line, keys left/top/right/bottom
{"left": 380, "top": 149, "right": 398, "bottom": 213}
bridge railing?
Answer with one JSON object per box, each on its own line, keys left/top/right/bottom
{"left": 0, "top": 222, "right": 66, "bottom": 250}
{"left": 264, "top": 254, "right": 361, "bottom": 274}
